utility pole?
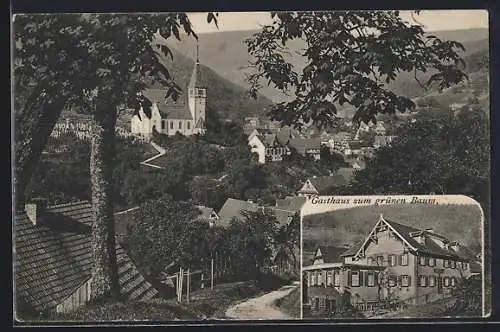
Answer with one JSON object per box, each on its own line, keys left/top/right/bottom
{"left": 186, "top": 269, "right": 190, "bottom": 304}
{"left": 211, "top": 257, "right": 214, "bottom": 290}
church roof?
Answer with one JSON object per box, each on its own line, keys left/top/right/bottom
{"left": 142, "top": 89, "right": 193, "bottom": 120}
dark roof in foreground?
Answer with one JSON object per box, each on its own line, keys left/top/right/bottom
{"left": 341, "top": 216, "right": 476, "bottom": 261}
{"left": 14, "top": 201, "right": 159, "bottom": 313}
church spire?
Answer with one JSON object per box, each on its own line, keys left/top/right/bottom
{"left": 189, "top": 40, "right": 206, "bottom": 89}
{"left": 196, "top": 40, "right": 199, "bottom": 64}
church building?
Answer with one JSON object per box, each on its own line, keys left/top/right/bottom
{"left": 131, "top": 45, "right": 207, "bottom": 138}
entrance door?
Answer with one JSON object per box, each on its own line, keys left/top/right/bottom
{"left": 437, "top": 276, "right": 443, "bottom": 294}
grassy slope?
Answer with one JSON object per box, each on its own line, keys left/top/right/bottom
{"left": 302, "top": 203, "right": 483, "bottom": 254}
{"left": 274, "top": 286, "right": 301, "bottom": 318}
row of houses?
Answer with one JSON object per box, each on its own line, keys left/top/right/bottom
{"left": 245, "top": 118, "right": 396, "bottom": 164}
{"left": 302, "top": 214, "right": 482, "bottom": 317}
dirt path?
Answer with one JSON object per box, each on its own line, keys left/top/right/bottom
{"left": 225, "top": 284, "right": 298, "bottom": 320}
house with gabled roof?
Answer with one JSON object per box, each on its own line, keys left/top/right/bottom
{"left": 298, "top": 170, "right": 354, "bottom": 198}
{"left": 14, "top": 199, "right": 160, "bottom": 317}
{"left": 302, "top": 214, "right": 478, "bottom": 316}
{"left": 131, "top": 46, "right": 207, "bottom": 139}
{"left": 248, "top": 133, "right": 290, "bottom": 164}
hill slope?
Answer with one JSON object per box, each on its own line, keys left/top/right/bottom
{"left": 302, "top": 203, "right": 483, "bottom": 256}
{"left": 167, "top": 27, "right": 489, "bottom": 109}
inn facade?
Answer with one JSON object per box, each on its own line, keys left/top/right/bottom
{"left": 303, "top": 214, "right": 478, "bottom": 317}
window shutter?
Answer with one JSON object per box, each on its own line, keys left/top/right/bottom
{"left": 359, "top": 271, "right": 364, "bottom": 286}
{"left": 425, "top": 257, "right": 429, "bottom": 265}
{"left": 408, "top": 275, "right": 412, "bottom": 287}
{"left": 398, "top": 254, "right": 402, "bottom": 266}
{"left": 374, "top": 272, "right": 378, "bottom": 285}
{"left": 348, "top": 270, "right": 352, "bottom": 287}
{"left": 397, "top": 275, "right": 402, "bottom": 286}
{"left": 424, "top": 276, "right": 428, "bottom": 287}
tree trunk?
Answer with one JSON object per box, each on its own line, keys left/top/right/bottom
{"left": 14, "top": 86, "right": 67, "bottom": 208}
{"left": 89, "top": 102, "right": 120, "bottom": 301}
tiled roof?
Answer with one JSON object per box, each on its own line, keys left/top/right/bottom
{"left": 14, "top": 201, "right": 159, "bottom": 313}
{"left": 217, "top": 198, "right": 296, "bottom": 228}
{"left": 217, "top": 198, "right": 261, "bottom": 227}
{"left": 189, "top": 62, "right": 208, "bottom": 89}
{"left": 275, "top": 196, "right": 306, "bottom": 213}
{"left": 289, "top": 138, "right": 321, "bottom": 155}
{"left": 341, "top": 216, "right": 475, "bottom": 261}
{"left": 315, "top": 246, "right": 349, "bottom": 264}
{"left": 142, "top": 89, "right": 193, "bottom": 120}
{"left": 308, "top": 175, "right": 350, "bottom": 194}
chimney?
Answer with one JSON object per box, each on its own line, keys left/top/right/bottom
{"left": 425, "top": 228, "right": 434, "bottom": 233}
{"left": 343, "top": 243, "right": 350, "bottom": 249}
{"left": 25, "top": 198, "right": 48, "bottom": 226}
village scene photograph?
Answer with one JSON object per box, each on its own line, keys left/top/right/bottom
{"left": 12, "top": 8, "right": 490, "bottom": 323}
{"left": 301, "top": 195, "right": 489, "bottom": 319}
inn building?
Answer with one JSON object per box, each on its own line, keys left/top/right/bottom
{"left": 303, "top": 214, "right": 478, "bottom": 316}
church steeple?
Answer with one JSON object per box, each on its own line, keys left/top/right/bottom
{"left": 189, "top": 40, "right": 205, "bottom": 90}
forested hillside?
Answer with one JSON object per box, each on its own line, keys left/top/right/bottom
{"left": 302, "top": 203, "right": 483, "bottom": 258}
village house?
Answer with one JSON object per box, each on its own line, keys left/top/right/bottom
{"left": 248, "top": 133, "right": 291, "bottom": 164}
{"left": 14, "top": 199, "right": 159, "bottom": 317}
{"left": 195, "top": 205, "right": 220, "bottom": 227}
{"left": 217, "top": 198, "right": 297, "bottom": 229}
{"left": 131, "top": 50, "right": 207, "bottom": 139}
{"left": 327, "top": 131, "right": 352, "bottom": 154}
{"left": 289, "top": 138, "right": 322, "bottom": 160}
{"left": 373, "top": 135, "right": 396, "bottom": 149}
{"left": 302, "top": 214, "right": 479, "bottom": 317}
{"left": 298, "top": 169, "right": 355, "bottom": 198}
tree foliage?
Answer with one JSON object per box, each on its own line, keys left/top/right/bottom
{"left": 347, "top": 105, "right": 489, "bottom": 208}
{"left": 245, "top": 11, "right": 467, "bottom": 129}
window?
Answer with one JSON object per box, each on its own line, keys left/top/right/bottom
{"left": 351, "top": 271, "right": 360, "bottom": 287}
{"left": 465, "top": 262, "right": 469, "bottom": 270}
{"left": 419, "top": 275, "right": 427, "bottom": 287}
{"left": 429, "top": 257, "right": 436, "bottom": 267}
{"left": 401, "top": 275, "right": 411, "bottom": 287}
{"left": 429, "top": 275, "right": 436, "bottom": 287}
{"left": 419, "top": 256, "right": 427, "bottom": 266}
{"left": 377, "top": 256, "right": 384, "bottom": 266}
{"left": 161, "top": 120, "right": 165, "bottom": 129}
{"left": 444, "top": 277, "right": 450, "bottom": 287}
{"left": 327, "top": 271, "right": 333, "bottom": 286}
{"left": 389, "top": 255, "right": 397, "bottom": 267}
{"left": 334, "top": 271, "right": 341, "bottom": 286}
{"left": 388, "top": 275, "right": 397, "bottom": 287}
{"left": 451, "top": 277, "right": 456, "bottom": 287}
{"left": 367, "top": 272, "right": 375, "bottom": 287}
{"left": 170, "top": 121, "right": 173, "bottom": 129}
{"left": 178, "top": 121, "right": 182, "bottom": 129}
{"left": 451, "top": 260, "right": 456, "bottom": 269}
{"left": 367, "top": 257, "right": 374, "bottom": 266}
{"left": 187, "top": 122, "right": 191, "bottom": 130}
{"left": 443, "top": 259, "right": 449, "bottom": 268}
{"left": 317, "top": 272, "right": 323, "bottom": 285}
{"left": 400, "top": 253, "right": 409, "bottom": 266}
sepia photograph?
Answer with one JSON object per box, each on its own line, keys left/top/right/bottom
{"left": 12, "top": 9, "right": 490, "bottom": 323}
{"left": 301, "top": 195, "right": 488, "bottom": 319}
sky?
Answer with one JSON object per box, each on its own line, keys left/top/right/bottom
{"left": 187, "top": 10, "right": 489, "bottom": 34}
